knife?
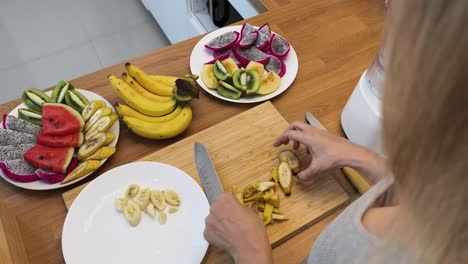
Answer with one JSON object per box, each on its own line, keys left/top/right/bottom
{"left": 194, "top": 142, "right": 224, "bottom": 204}
{"left": 305, "top": 112, "right": 372, "bottom": 194}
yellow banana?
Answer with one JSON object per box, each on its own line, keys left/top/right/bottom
{"left": 150, "top": 75, "right": 178, "bottom": 87}
{"left": 121, "top": 72, "right": 172, "bottom": 103}
{"left": 115, "top": 103, "right": 182, "bottom": 123}
{"left": 108, "top": 74, "right": 176, "bottom": 117}
{"left": 125, "top": 63, "right": 174, "bottom": 97}
{"left": 122, "top": 107, "right": 192, "bottom": 139}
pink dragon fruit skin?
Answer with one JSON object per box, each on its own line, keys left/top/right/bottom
{"left": 35, "top": 157, "right": 79, "bottom": 184}
{"left": 205, "top": 31, "right": 240, "bottom": 51}
{"left": 265, "top": 55, "right": 287, "bottom": 77}
{"left": 1, "top": 115, "right": 6, "bottom": 129}
{"left": 241, "top": 23, "right": 257, "bottom": 38}
{"left": 238, "top": 31, "right": 259, "bottom": 48}
{"left": 0, "top": 159, "right": 38, "bottom": 183}
{"left": 256, "top": 23, "right": 271, "bottom": 50}
{"left": 213, "top": 48, "right": 232, "bottom": 59}
{"left": 269, "top": 34, "right": 291, "bottom": 58}
{"left": 233, "top": 44, "right": 271, "bottom": 66}
{"left": 204, "top": 53, "right": 230, "bottom": 64}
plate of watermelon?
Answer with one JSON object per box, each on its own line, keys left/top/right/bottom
{"left": 0, "top": 88, "right": 119, "bottom": 190}
{"left": 190, "top": 23, "right": 298, "bottom": 103}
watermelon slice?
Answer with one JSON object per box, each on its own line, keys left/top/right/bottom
{"left": 41, "top": 103, "right": 84, "bottom": 136}
{"left": 37, "top": 132, "right": 84, "bottom": 148}
{"left": 24, "top": 144, "right": 74, "bottom": 173}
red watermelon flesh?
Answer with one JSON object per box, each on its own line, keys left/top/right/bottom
{"left": 42, "top": 103, "right": 84, "bottom": 136}
{"left": 24, "top": 144, "right": 74, "bottom": 173}
{"left": 37, "top": 132, "right": 84, "bottom": 148}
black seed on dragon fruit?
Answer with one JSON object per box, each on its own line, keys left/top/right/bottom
{"left": 256, "top": 23, "right": 271, "bottom": 50}
{"left": 265, "top": 55, "right": 286, "bottom": 77}
{"left": 0, "top": 129, "right": 36, "bottom": 146}
{"left": 270, "top": 34, "right": 291, "bottom": 58}
{"left": 233, "top": 45, "right": 270, "bottom": 66}
{"left": 0, "top": 158, "right": 38, "bottom": 183}
{"left": 241, "top": 23, "right": 257, "bottom": 38}
{"left": 2, "top": 115, "right": 41, "bottom": 137}
{"left": 0, "top": 144, "right": 35, "bottom": 162}
{"left": 205, "top": 31, "right": 240, "bottom": 51}
{"left": 238, "top": 31, "right": 258, "bottom": 48}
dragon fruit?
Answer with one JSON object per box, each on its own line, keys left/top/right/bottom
{"left": 0, "top": 158, "right": 38, "bottom": 182}
{"left": 238, "top": 31, "right": 258, "bottom": 48}
{"left": 265, "top": 55, "right": 286, "bottom": 77}
{"left": 256, "top": 23, "right": 271, "bottom": 50}
{"left": 205, "top": 53, "right": 230, "bottom": 64}
{"left": 241, "top": 23, "right": 257, "bottom": 38}
{"left": 205, "top": 31, "right": 240, "bottom": 51}
{"left": 2, "top": 115, "right": 41, "bottom": 137}
{"left": 213, "top": 48, "right": 232, "bottom": 59}
{"left": 35, "top": 157, "right": 79, "bottom": 184}
{"left": 0, "top": 129, "right": 36, "bottom": 146}
{"left": 0, "top": 144, "right": 35, "bottom": 162}
{"left": 233, "top": 45, "right": 270, "bottom": 66}
{"left": 270, "top": 34, "right": 291, "bottom": 58}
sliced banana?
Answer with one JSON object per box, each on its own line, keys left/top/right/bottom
{"left": 168, "top": 206, "right": 179, "bottom": 214}
{"left": 163, "top": 190, "right": 181, "bottom": 206}
{"left": 84, "top": 107, "right": 112, "bottom": 132}
{"left": 85, "top": 114, "right": 118, "bottom": 140}
{"left": 150, "top": 190, "right": 166, "bottom": 211}
{"left": 158, "top": 212, "right": 167, "bottom": 225}
{"left": 134, "top": 188, "right": 151, "bottom": 210}
{"left": 145, "top": 203, "right": 157, "bottom": 218}
{"left": 77, "top": 133, "right": 107, "bottom": 160}
{"left": 124, "top": 200, "right": 142, "bottom": 227}
{"left": 125, "top": 184, "right": 140, "bottom": 198}
{"left": 82, "top": 100, "right": 106, "bottom": 122}
{"left": 115, "top": 197, "right": 128, "bottom": 212}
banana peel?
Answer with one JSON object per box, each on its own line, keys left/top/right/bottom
{"left": 61, "top": 160, "right": 101, "bottom": 184}
{"left": 263, "top": 202, "right": 274, "bottom": 225}
{"left": 85, "top": 146, "right": 116, "bottom": 160}
{"left": 270, "top": 164, "right": 279, "bottom": 183}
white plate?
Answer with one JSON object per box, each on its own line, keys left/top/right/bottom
{"left": 190, "top": 25, "right": 299, "bottom": 103}
{"left": 0, "top": 89, "right": 120, "bottom": 190}
{"left": 62, "top": 162, "right": 209, "bottom": 264}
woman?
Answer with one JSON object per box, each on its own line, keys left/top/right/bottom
{"left": 204, "top": 0, "right": 468, "bottom": 263}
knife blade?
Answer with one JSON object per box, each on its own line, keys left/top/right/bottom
{"left": 194, "top": 142, "right": 224, "bottom": 204}
{"left": 305, "top": 112, "right": 372, "bottom": 194}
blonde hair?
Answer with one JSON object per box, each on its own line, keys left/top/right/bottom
{"left": 383, "top": 0, "right": 468, "bottom": 262}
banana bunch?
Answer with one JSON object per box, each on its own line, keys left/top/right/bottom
{"left": 108, "top": 63, "right": 200, "bottom": 140}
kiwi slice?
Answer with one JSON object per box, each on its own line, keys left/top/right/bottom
{"left": 217, "top": 81, "right": 241, "bottom": 100}
{"left": 21, "top": 88, "right": 50, "bottom": 112}
{"left": 213, "top": 60, "right": 231, "bottom": 81}
{"left": 18, "top": 108, "right": 42, "bottom": 126}
{"left": 77, "top": 132, "right": 107, "bottom": 160}
{"left": 233, "top": 70, "right": 260, "bottom": 94}
{"left": 51, "top": 81, "right": 70, "bottom": 103}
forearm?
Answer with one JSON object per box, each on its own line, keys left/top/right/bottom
{"left": 338, "top": 143, "right": 387, "bottom": 184}
{"left": 233, "top": 243, "right": 273, "bottom": 264}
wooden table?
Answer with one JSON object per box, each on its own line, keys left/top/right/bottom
{"left": 0, "top": 0, "right": 384, "bottom": 263}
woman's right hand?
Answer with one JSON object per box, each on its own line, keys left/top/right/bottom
{"left": 273, "top": 122, "right": 368, "bottom": 184}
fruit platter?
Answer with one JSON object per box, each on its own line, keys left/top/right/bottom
{"left": 190, "top": 23, "right": 298, "bottom": 103}
{"left": 0, "top": 83, "right": 119, "bottom": 190}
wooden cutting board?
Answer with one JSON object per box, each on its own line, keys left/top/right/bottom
{"left": 63, "top": 101, "right": 349, "bottom": 250}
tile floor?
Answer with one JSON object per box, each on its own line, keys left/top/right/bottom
{"left": 0, "top": 0, "right": 170, "bottom": 104}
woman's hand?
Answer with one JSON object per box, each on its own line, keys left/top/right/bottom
{"left": 273, "top": 122, "right": 386, "bottom": 184}
{"left": 204, "top": 193, "right": 273, "bottom": 264}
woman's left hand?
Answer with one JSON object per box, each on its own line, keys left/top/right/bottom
{"left": 204, "top": 193, "right": 273, "bottom": 264}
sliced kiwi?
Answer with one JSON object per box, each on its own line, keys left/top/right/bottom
{"left": 213, "top": 60, "right": 231, "bottom": 81}
{"left": 232, "top": 70, "right": 260, "bottom": 94}
{"left": 217, "top": 81, "right": 241, "bottom": 100}
{"left": 21, "top": 88, "right": 50, "bottom": 112}
{"left": 51, "top": 81, "right": 70, "bottom": 103}
{"left": 77, "top": 132, "right": 107, "bottom": 160}
{"left": 18, "top": 108, "right": 42, "bottom": 126}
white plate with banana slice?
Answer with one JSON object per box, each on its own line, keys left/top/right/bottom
{"left": 0, "top": 89, "right": 120, "bottom": 191}
{"left": 62, "top": 162, "right": 210, "bottom": 264}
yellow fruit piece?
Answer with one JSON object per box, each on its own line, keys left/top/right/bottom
{"left": 122, "top": 72, "right": 172, "bottom": 103}
{"left": 125, "top": 63, "right": 174, "bottom": 96}
{"left": 82, "top": 100, "right": 106, "bottom": 122}
{"left": 158, "top": 212, "right": 167, "bottom": 225}
{"left": 246, "top": 61, "right": 264, "bottom": 79}
{"left": 103, "top": 133, "right": 116, "bottom": 145}
{"left": 257, "top": 71, "right": 281, "bottom": 95}
{"left": 115, "top": 103, "right": 182, "bottom": 123}
{"left": 85, "top": 146, "right": 116, "bottom": 160}
{"left": 263, "top": 202, "right": 274, "bottom": 225}
{"left": 84, "top": 114, "right": 118, "bottom": 140}
{"left": 150, "top": 190, "right": 167, "bottom": 211}
{"left": 108, "top": 74, "right": 176, "bottom": 117}
{"left": 270, "top": 164, "right": 279, "bottom": 183}
{"left": 168, "top": 206, "right": 179, "bottom": 214}
{"left": 278, "top": 162, "right": 293, "bottom": 196}
{"left": 150, "top": 75, "right": 178, "bottom": 87}
{"left": 163, "top": 190, "right": 181, "bottom": 206}
{"left": 124, "top": 200, "right": 142, "bottom": 227}
{"left": 221, "top": 58, "right": 239, "bottom": 74}
{"left": 122, "top": 107, "right": 192, "bottom": 140}
{"left": 201, "top": 64, "right": 218, "bottom": 89}
{"left": 85, "top": 107, "right": 112, "bottom": 132}
{"left": 61, "top": 160, "right": 101, "bottom": 184}
{"left": 125, "top": 184, "right": 140, "bottom": 198}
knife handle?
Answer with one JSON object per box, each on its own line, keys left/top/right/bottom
{"left": 342, "top": 167, "right": 372, "bottom": 194}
